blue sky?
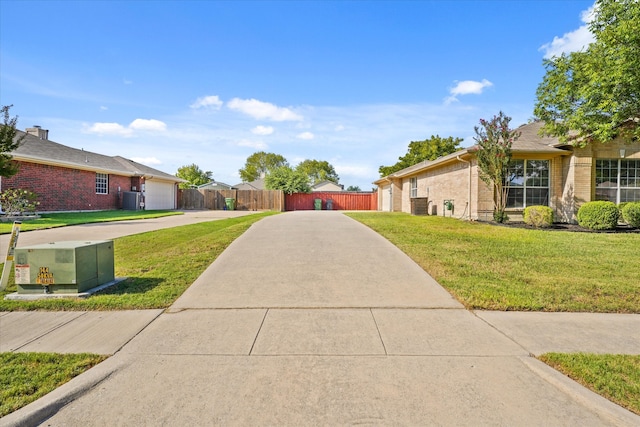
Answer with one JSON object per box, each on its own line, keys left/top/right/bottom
{"left": 1, "top": 0, "right": 595, "bottom": 190}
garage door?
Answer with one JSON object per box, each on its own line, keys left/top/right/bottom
{"left": 144, "top": 180, "right": 177, "bottom": 210}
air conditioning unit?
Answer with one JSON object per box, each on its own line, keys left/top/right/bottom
{"left": 14, "top": 240, "right": 115, "bottom": 294}
{"left": 122, "top": 191, "right": 141, "bottom": 210}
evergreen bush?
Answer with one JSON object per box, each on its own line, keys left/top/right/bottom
{"left": 621, "top": 202, "right": 640, "bottom": 228}
{"left": 576, "top": 201, "right": 619, "bottom": 230}
{"left": 523, "top": 205, "right": 554, "bottom": 228}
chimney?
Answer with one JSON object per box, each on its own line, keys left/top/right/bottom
{"left": 26, "top": 125, "right": 49, "bottom": 140}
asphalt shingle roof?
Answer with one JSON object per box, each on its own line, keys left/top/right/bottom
{"left": 12, "top": 130, "right": 182, "bottom": 182}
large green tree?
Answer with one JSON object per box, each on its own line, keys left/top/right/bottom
{"left": 264, "top": 166, "right": 311, "bottom": 194}
{"left": 0, "top": 105, "right": 25, "bottom": 178}
{"left": 176, "top": 163, "right": 213, "bottom": 189}
{"left": 534, "top": 0, "right": 640, "bottom": 144}
{"left": 239, "top": 151, "right": 289, "bottom": 182}
{"left": 295, "top": 159, "right": 339, "bottom": 185}
{"left": 379, "top": 135, "right": 463, "bottom": 177}
{"left": 472, "top": 111, "right": 520, "bottom": 223}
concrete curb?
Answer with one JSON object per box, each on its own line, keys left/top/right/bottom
{"left": 520, "top": 357, "right": 640, "bottom": 426}
{"left": 0, "top": 355, "right": 130, "bottom": 427}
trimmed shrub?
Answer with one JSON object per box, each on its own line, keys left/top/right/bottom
{"left": 621, "top": 202, "right": 640, "bottom": 228}
{"left": 576, "top": 201, "right": 619, "bottom": 230}
{"left": 523, "top": 205, "right": 554, "bottom": 228}
{"left": 618, "top": 202, "right": 629, "bottom": 217}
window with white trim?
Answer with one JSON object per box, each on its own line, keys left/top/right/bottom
{"left": 410, "top": 177, "right": 418, "bottom": 198}
{"left": 505, "top": 160, "right": 549, "bottom": 208}
{"left": 595, "top": 159, "right": 640, "bottom": 203}
{"left": 96, "top": 173, "right": 108, "bottom": 194}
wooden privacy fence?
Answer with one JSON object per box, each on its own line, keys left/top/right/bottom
{"left": 285, "top": 192, "right": 378, "bottom": 211}
{"left": 178, "top": 189, "right": 285, "bottom": 211}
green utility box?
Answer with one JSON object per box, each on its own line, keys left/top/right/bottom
{"left": 14, "top": 241, "right": 115, "bottom": 294}
{"left": 314, "top": 199, "right": 322, "bottom": 210}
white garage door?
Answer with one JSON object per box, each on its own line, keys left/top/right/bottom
{"left": 144, "top": 180, "right": 176, "bottom": 210}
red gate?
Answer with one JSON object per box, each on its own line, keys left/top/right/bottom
{"left": 285, "top": 192, "right": 377, "bottom": 211}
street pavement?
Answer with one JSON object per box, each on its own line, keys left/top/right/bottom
{"left": 1, "top": 211, "right": 639, "bottom": 426}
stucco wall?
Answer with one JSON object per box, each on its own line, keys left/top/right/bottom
{"left": 2, "top": 161, "right": 133, "bottom": 211}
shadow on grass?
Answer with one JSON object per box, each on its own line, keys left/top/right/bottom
{"left": 95, "top": 277, "right": 164, "bottom": 295}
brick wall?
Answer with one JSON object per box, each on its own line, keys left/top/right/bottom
{"left": 2, "top": 161, "right": 133, "bottom": 211}
{"left": 402, "top": 159, "right": 473, "bottom": 217}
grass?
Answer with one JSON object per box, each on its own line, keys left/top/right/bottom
{"left": 0, "top": 352, "right": 108, "bottom": 417}
{"left": 0, "top": 211, "right": 278, "bottom": 310}
{"left": 539, "top": 353, "right": 640, "bottom": 415}
{"left": 346, "top": 212, "right": 640, "bottom": 313}
{"left": 0, "top": 210, "right": 184, "bottom": 233}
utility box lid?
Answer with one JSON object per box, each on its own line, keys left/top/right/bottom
{"left": 14, "top": 240, "right": 115, "bottom": 294}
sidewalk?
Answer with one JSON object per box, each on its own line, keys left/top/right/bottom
{"left": 2, "top": 211, "right": 639, "bottom": 426}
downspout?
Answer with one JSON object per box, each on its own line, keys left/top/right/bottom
{"left": 457, "top": 155, "right": 471, "bottom": 220}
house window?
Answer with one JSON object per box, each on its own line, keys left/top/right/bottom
{"left": 410, "top": 177, "right": 418, "bottom": 198}
{"left": 595, "top": 159, "right": 640, "bottom": 203}
{"left": 96, "top": 173, "right": 108, "bottom": 194}
{"left": 505, "top": 160, "right": 549, "bottom": 208}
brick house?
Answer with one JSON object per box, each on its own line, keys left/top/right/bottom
{"left": 374, "top": 121, "right": 640, "bottom": 223}
{"left": 1, "top": 127, "right": 184, "bottom": 211}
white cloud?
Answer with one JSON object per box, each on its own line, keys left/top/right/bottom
{"left": 450, "top": 79, "right": 493, "bottom": 96}
{"left": 445, "top": 79, "right": 493, "bottom": 104}
{"left": 123, "top": 79, "right": 133, "bottom": 85}
{"left": 539, "top": 4, "right": 596, "bottom": 59}
{"left": 130, "top": 156, "right": 162, "bottom": 165}
{"left": 86, "top": 122, "right": 132, "bottom": 136}
{"left": 190, "top": 95, "right": 223, "bottom": 109}
{"left": 236, "top": 139, "right": 268, "bottom": 150}
{"left": 227, "top": 98, "right": 303, "bottom": 121}
{"left": 85, "top": 118, "right": 167, "bottom": 136}
{"left": 334, "top": 125, "right": 345, "bottom": 131}
{"left": 251, "top": 125, "right": 275, "bottom": 135}
{"left": 129, "top": 118, "right": 167, "bottom": 132}
{"left": 100, "top": 106, "right": 108, "bottom": 111}
{"left": 297, "top": 131, "right": 314, "bottom": 140}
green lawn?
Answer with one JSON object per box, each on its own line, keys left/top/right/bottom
{"left": 539, "top": 353, "right": 640, "bottom": 415}
{"left": 0, "top": 352, "right": 107, "bottom": 417}
{"left": 346, "top": 212, "right": 640, "bottom": 313}
{"left": 0, "top": 210, "right": 183, "bottom": 233}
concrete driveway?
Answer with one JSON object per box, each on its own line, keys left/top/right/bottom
{"left": 2, "top": 211, "right": 638, "bottom": 426}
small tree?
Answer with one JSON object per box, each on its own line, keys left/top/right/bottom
{"left": 473, "top": 112, "right": 520, "bottom": 223}
{"left": 265, "top": 166, "right": 311, "bottom": 195}
{"left": 0, "top": 105, "right": 25, "bottom": 178}
{"left": 175, "top": 164, "right": 213, "bottom": 189}
{"left": 346, "top": 185, "right": 361, "bottom": 192}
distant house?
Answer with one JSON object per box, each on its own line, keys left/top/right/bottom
{"left": 2, "top": 127, "right": 185, "bottom": 211}
{"left": 234, "top": 178, "right": 266, "bottom": 191}
{"left": 374, "top": 121, "right": 640, "bottom": 222}
{"left": 196, "top": 181, "right": 236, "bottom": 190}
{"left": 311, "top": 181, "right": 344, "bottom": 192}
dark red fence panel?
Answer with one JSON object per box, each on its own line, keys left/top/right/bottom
{"left": 285, "top": 192, "right": 377, "bottom": 211}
